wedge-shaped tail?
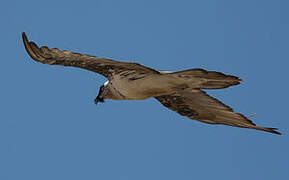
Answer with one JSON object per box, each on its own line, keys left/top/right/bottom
{"left": 170, "top": 68, "right": 242, "bottom": 89}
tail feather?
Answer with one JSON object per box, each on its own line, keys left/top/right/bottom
{"left": 171, "top": 68, "right": 241, "bottom": 89}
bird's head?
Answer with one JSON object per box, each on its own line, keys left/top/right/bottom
{"left": 94, "top": 81, "right": 109, "bottom": 105}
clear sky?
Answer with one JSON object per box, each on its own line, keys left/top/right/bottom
{"left": 1, "top": 0, "right": 288, "bottom": 179}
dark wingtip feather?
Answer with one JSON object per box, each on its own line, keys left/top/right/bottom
{"left": 266, "top": 128, "right": 282, "bottom": 135}
{"left": 22, "top": 32, "right": 27, "bottom": 41}
{"left": 22, "top": 32, "right": 47, "bottom": 62}
{"left": 256, "top": 127, "right": 282, "bottom": 135}
{"left": 22, "top": 32, "right": 40, "bottom": 60}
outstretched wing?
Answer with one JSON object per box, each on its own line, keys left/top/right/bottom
{"left": 22, "top": 32, "right": 159, "bottom": 79}
{"left": 155, "top": 89, "right": 281, "bottom": 135}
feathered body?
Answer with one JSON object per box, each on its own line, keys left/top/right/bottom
{"left": 22, "top": 32, "right": 281, "bottom": 135}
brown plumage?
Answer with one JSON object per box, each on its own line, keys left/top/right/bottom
{"left": 156, "top": 90, "right": 280, "bottom": 134}
{"left": 22, "top": 32, "right": 281, "bottom": 135}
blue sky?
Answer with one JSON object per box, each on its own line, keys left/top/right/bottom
{"left": 1, "top": 0, "right": 288, "bottom": 179}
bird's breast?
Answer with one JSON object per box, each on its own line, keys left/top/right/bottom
{"left": 109, "top": 74, "right": 183, "bottom": 100}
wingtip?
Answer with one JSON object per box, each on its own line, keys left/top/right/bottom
{"left": 22, "top": 32, "right": 32, "bottom": 57}
{"left": 22, "top": 32, "right": 29, "bottom": 44}
{"left": 268, "top": 128, "right": 282, "bottom": 135}
{"left": 22, "top": 32, "right": 27, "bottom": 44}
{"left": 261, "top": 127, "right": 282, "bottom": 135}
{"left": 22, "top": 32, "right": 35, "bottom": 60}
{"left": 22, "top": 32, "right": 45, "bottom": 62}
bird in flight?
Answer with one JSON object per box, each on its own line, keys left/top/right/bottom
{"left": 22, "top": 32, "right": 281, "bottom": 135}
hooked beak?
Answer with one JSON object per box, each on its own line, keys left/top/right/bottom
{"left": 94, "top": 96, "right": 104, "bottom": 105}
{"left": 94, "top": 85, "right": 106, "bottom": 105}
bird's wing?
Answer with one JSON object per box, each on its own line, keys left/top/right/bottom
{"left": 155, "top": 89, "right": 281, "bottom": 134}
{"left": 22, "top": 32, "right": 159, "bottom": 79}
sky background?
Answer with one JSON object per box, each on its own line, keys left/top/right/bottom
{"left": 1, "top": 0, "right": 288, "bottom": 179}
